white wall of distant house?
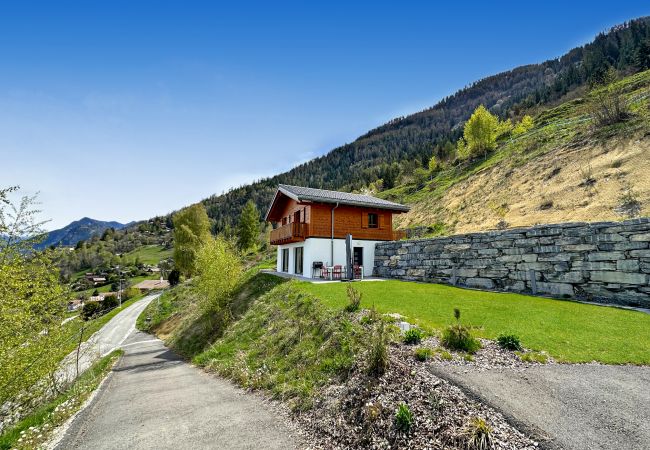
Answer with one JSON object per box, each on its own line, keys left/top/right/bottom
{"left": 276, "top": 237, "right": 379, "bottom": 278}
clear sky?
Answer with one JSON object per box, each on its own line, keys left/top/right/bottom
{"left": 2, "top": 1, "right": 648, "bottom": 229}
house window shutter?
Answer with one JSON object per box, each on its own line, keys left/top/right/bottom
{"left": 361, "top": 212, "right": 368, "bottom": 228}
{"left": 379, "top": 213, "right": 385, "bottom": 229}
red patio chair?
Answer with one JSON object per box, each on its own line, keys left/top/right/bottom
{"left": 353, "top": 265, "right": 362, "bottom": 280}
{"left": 332, "top": 265, "right": 342, "bottom": 279}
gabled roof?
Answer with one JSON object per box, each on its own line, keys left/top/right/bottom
{"left": 265, "top": 184, "right": 410, "bottom": 221}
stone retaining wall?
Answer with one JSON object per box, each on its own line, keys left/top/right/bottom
{"left": 374, "top": 218, "right": 650, "bottom": 308}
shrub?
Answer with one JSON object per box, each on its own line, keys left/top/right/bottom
{"left": 414, "top": 347, "right": 433, "bottom": 362}
{"left": 344, "top": 283, "right": 362, "bottom": 312}
{"left": 81, "top": 301, "right": 103, "bottom": 321}
{"left": 403, "top": 328, "right": 423, "bottom": 345}
{"left": 465, "top": 417, "right": 492, "bottom": 450}
{"left": 439, "top": 350, "right": 453, "bottom": 360}
{"left": 168, "top": 269, "right": 181, "bottom": 286}
{"left": 102, "top": 295, "right": 119, "bottom": 311}
{"left": 367, "top": 322, "right": 389, "bottom": 377}
{"left": 441, "top": 324, "right": 481, "bottom": 354}
{"left": 395, "top": 403, "right": 414, "bottom": 433}
{"left": 496, "top": 333, "right": 522, "bottom": 351}
{"left": 589, "top": 69, "right": 630, "bottom": 127}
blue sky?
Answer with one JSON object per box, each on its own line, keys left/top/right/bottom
{"left": 2, "top": 1, "right": 648, "bottom": 229}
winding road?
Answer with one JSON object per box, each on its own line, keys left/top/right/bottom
{"left": 52, "top": 296, "right": 299, "bottom": 449}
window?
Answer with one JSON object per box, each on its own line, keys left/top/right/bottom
{"left": 294, "top": 247, "right": 303, "bottom": 275}
{"left": 368, "top": 213, "right": 378, "bottom": 228}
{"left": 281, "top": 248, "right": 289, "bottom": 272}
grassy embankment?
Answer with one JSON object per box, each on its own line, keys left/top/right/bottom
{"left": 299, "top": 280, "right": 650, "bottom": 365}
{"left": 138, "top": 269, "right": 371, "bottom": 409}
{"left": 138, "top": 267, "right": 650, "bottom": 420}
{"left": 383, "top": 69, "right": 650, "bottom": 234}
{"left": 0, "top": 350, "right": 123, "bottom": 450}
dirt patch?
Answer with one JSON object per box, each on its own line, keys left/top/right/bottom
{"left": 400, "top": 136, "right": 650, "bottom": 233}
{"left": 151, "top": 314, "right": 181, "bottom": 341}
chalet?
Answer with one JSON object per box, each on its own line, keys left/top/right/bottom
{"left": 265, "top": 184, "right": 409, "bottom": 279}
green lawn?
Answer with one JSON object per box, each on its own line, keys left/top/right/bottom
{"left": 298, "top": 280, "right": 650, "bottom": 365}
{"left": 122, "top": 244, "right": 172, "bottom": 265}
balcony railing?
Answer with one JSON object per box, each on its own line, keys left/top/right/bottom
{"left": 270, "top": 222, "right": 308, "bottom": 245}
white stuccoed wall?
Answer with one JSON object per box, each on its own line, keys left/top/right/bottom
{"left": 276, "top": 237, "right": 380, "bottom": 278}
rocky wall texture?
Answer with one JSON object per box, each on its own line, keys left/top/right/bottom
{"left": 374, "top": 218, "right": 650, "bottom": 308}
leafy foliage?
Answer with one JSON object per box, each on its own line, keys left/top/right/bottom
{"left": 173, "top": 204, "right": 211, "bottom": 276}
{"left": 237, "top": 200, "right": 261, "bottom": 251}
{"left": 189, "top": 18, "right": 650, "bottom": 232}
{"left": 0, "top": 188, "right": 67, "bottom": 407}
{"left": 195, "top": 236, "right": 243, "bottom": 314}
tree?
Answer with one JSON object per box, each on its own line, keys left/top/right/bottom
{"left": 512, "top": 115, "right": 534, "bottom": 135}
{"left": 458, "top": 105, "right": 500, "bottom": 160}
{"left": 195, "top": 237, "right": 242, "bottom": 314}
{"left": 237, "top": 200, "right": 260, "bottom": 251}
{"left": 172, "top": 203, "right": 211, "bottom": 276}
{"left": 0, "top": 187, "right": 68, "bottom": 406}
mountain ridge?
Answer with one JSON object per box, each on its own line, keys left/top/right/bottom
{"left": 194, "top": 16, "right": 650, "bottom": 232}
{"left": 37, "top": 217, "right": 129, "bottom": 249}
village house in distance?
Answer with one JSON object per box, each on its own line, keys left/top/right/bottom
{"left": 265, "top": 184, "right": 409, "bottom": 279}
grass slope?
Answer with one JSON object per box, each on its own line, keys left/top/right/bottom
{"left": 121, "top": 244, "right": 172, "bottom": 265}
{"left": 299, "top": 280, "right": 650, "bottom": 364}
{"left": 194, "top": 282, "right": 366, "bottom": 409}
{"left": 0, "top": 350, "right": 123, "bottom": 450}
{"left": 386, "top": 70, "right": 650, "bottom": 234}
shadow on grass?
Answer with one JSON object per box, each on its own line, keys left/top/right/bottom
{"left": 158, "top": 273, "right": 289, "bottom": 359}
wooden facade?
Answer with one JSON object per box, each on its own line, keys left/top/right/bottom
{"left": 268, "top": 195, "right": 406, "bottom": 245}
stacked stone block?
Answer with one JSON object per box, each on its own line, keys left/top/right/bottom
{"left": 374, "top": 218, "right": 650, "bottom": 308}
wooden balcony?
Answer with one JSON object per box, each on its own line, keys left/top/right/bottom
{"left": 270, "top": 222, "right": 308, "bottom": 245}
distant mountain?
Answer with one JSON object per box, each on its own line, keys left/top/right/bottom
{"left": 36, "top": 217, "right": 128, "bottom": 249}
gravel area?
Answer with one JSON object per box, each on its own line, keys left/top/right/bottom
{"left": 294, "top": 342, "right": 538, "bottom": 449}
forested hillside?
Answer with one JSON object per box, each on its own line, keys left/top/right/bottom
{"left": 200, "top": 17, "right": 650, "bottom": 231}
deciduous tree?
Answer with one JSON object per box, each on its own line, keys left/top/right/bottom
{"left": 172, "top": 203, "right": 211, "bottom": 276}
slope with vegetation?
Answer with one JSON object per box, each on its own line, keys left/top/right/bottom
{"left": 389, "top": 68, "right": 650, "bottom": 234}
{"left": 192, "top": 17, "right": 650, "bottom": 233}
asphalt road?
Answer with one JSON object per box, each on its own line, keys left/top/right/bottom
{"left": 58, "top": 294, "right": 158, "bottom": 384}
{"left": 54, "top": 330, "right": 300, "bottom": 449}
{"left": 431, "top": 364, "right": 650, "bottom": 450}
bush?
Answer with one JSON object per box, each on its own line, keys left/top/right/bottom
{"left": 367, "top": 322, "right": 389, "bottom": 377}
{"left": 414, "top": 347, "right": 433, "bottom": 362}
{"left": 102, "top": 295, "right": 119, "bottom": 311}
{"left": 465, "top": 417, "right": 492, "bottom": 450}
{"left": 403, "top": 328, "right": 423, "bottom": 345}
{"left": 497, "top": 333, "right": 522, "bottom": 351}
{"left": 344, "top": 283, "right": 362, "bottom": 312}
{"left": 81, "top": 301, "right": 103, "bottom": 321}
{"left": 441, "top": 324, "right": 481, "bottom": 353}
{"left": 395, "top": 403, "right": 414, "bottom": 433}
{"left": 168, "top": 269, "right": 181, "bottom": 287}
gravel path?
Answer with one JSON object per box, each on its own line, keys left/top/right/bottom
{"left": 54, "top": 331, "right": 301, "bottom": 449}
{"left": 430, "top": 363, "right": 650, "bottom": 450}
